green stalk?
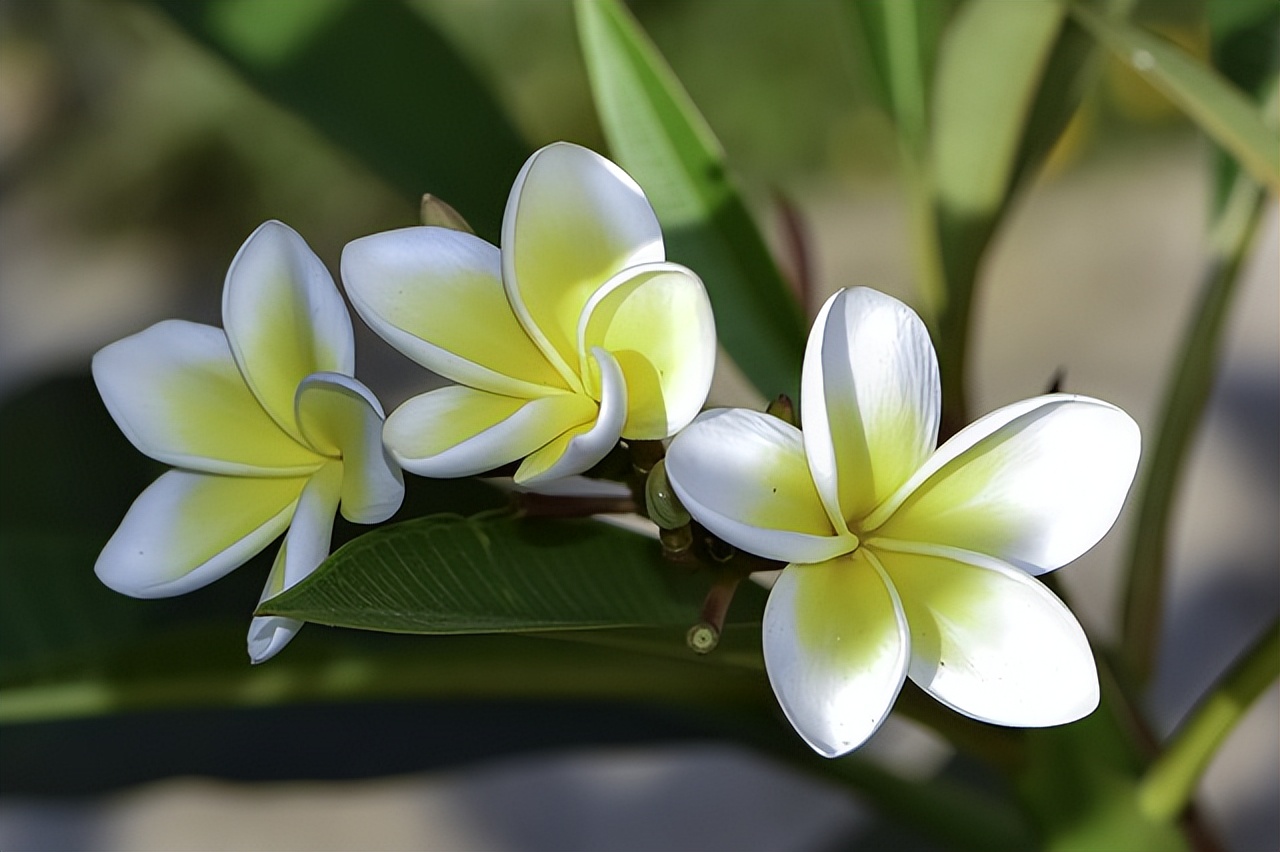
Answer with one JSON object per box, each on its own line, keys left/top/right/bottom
{"left": 1120, "top": 174, "right": 1268, "bottom": 684}
{"left": 1138, "top": 618, "right": 1280, "bottom": 822}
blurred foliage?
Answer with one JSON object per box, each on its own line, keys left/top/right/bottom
{"left": 0, "top": 1, "right": 1275, "bottom": 851}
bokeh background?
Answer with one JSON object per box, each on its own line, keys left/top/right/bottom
{"left": 0, "top": 0, "right": 1276, "bottom": 850}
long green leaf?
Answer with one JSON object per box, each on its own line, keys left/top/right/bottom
{"left": 928, "top": 0, "right": 1067, "bottom": 435}
{"left": 260, "top": 514, "right": 763, "bottom": 634}
{"left": 1072, "top": 5, "right": 1280, "bottom": 193}
{"left": 1120, "top": 143, "right": 1272, "bottom": 685}
{"left": 575, "top": 0, "right": 806, "bottom": 400}
{"left": 1138, "top": 618, "right": 1280, "bottom": 823}
{"left": 150, "top": 0, "right": 529, "bottom": 239}
{"left": 843, "top": 0, "right": 952, "bottom": 320}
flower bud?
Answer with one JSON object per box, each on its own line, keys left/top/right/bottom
{"left": 645, "top": 459, "right": 691, "bottom": 529}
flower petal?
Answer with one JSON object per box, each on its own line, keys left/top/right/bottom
{"left": 579, "top": 262, "right": 716, "bottom": 439}
{"left": 384, "top": 386, "right": 597, "bottom": 478}
{"left": 867, "top": 395, "right": 1141, "bottom": 574}
{"left": 247, "top": 461, "right": 344, "bottom": 663}
{"left": 341, "top": 227, "right": 568, "bottom": 396}
{"left": 802, "top": 288, "right": 940, "bottom": 529}
{"left": 95, "top": 470, "right": 307, "bottom": 599}
{"left": 763, "top": 551, "right": 909, "bottom": 757}
{"left": 873, "top": 541, "right": 1099, "bottom": 726}
{"left": 247, "top": 615, "right": 302, "bottom": 664}
{"left": 514, "top": 347, "right": 627, "bottom": 483}
{"left": 223, "top": 221, "right": 354, "bottom": 441}
{"left": 502, "top": 142, "right": 666, "bottom": 383}
{"left": 664, "top": 408, "right": 856, "bottom": 564}
{"left": 295, "top": 373, "right": 405, "bottom": 524}
{"left": 92, "top": 320, "right": 321, "bottom": 475}
{"left": 247, "top": 613, "right": 302, "bottom": 664}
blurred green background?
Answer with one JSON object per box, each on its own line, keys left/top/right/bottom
{"left": 0, "top": 1, "right": 1275, "bottom": 850}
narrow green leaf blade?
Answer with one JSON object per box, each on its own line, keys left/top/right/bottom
{"left": 1073, "top": 5, "right": 1280, "bottom": 193}
{"left": 928, "top": 0, "right": 1066, "bottom": 434}
{"left": 1138, "top": 618, "right": 1280, "bottom": 823}
{"left": 575, "top": 0, "right": 807, "bottom": 400}
{"left": 931, "top": 0, "right": 1065, "bottom": 220}
{"left": 845, "top": 0, "right": 952, "bottom": 153}
{"left": 261, "top": 514, "right": 759, "bottom": 634}
{"left": 150, "top": 0, "right": 530, "bottom": 239}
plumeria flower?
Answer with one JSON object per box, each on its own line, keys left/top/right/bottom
{"left": 93, "top": 221, "right": 404, "bottom": 663}
{"left": 665, "top": 287, "right": 1140, "bottom": 757}
{"left": 342, "top": 141, "right": 716, "bottom": 484}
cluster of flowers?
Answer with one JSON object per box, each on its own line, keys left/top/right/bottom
{"left": 94, "top": 142, "right": 1139, "bottom": 756}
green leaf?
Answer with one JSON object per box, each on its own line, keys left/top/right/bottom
{"left": 260, "top": 513, "right": 763, "bottom": 634}
{"left": 574, "top": 0, "right": 807, "bottom": 400}
{"left": 150, "top": 0, "right": 530, "bottom": 240}
{"left": 928, "top": 0, "right": 1068, "bottom": 434}
{"left": 1072, "top": 5, "right": 1280, "bottom": 193}
{"left": 1138, "top": 618, "right": 1280, "bottom": 824}
{"left": 843, "top": 0, "right": 953, "bottom": 320}
{"left": 1207, "top": 0, "right": 1280, "bottom": 216}
{"left": 845, "top": 0, "right": 952, "bottom": 147}
{"left": 1120, "top": 158, "right": 1271, "bottom": 684}
{"left": 932, "top": 0, "right": 1065, "bottom": 223}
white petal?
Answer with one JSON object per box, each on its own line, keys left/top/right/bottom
{"left": 95, "top": 470, "right": 306, "bottom": 599}
{"left": 664, "top": 408, "right": 856, "bottom": 564}
{"left": 494, "top": 475, "right": 635, "bottom": 499}
{"left": 92, "top": 320, "right": 321, "bottom": 475}
{"left": 513, "top": 347, "right": 627, "bottom": 484}
{"left": 295, "top": 373, "right": 404, "bottom": 524}
{"left": 867, "top": 395, "right": 1141, "bottom": 574}
{"left": 247, "top": 615, "right": 303, "bottom": 664}
{"left": 247, "top": 462, "right": 344, "bottom": 663}
{"left": 763, "top": 552, "right": 909, "bottom": 757}
{"left": 873, "top": 541, "right": 1099, "bottom": 726}
{"left": 223, "top": 221, "right": 354, "bottom": 441}
{"left": 341, "top": 227, "right": 568, "bottom": 396}
{"left": 579, "top": 262, "right": 716, "bottom": 438}
{"left": 502, "top": 142, "right": 666, "bottom": 383}
{"left": 385, "top": 385, "right": 597, "bottom": 478}
{"left": 802, "top": 288, "right": 939, "bottom": 529}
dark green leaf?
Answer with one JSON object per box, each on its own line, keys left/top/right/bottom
{"left": 1207, "top": 0, "right": 1280, "bottom": 216}
{"left": 260, "top": 513, "right": 763, "bottom": 635}
{"left": 575, "top": 0, "right": 807, "bottom": 400}
{"left": 150, "top": 0, "right": 530, "bottom": 240}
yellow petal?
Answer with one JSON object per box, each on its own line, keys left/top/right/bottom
{"left": 513, "top": 348, "right": 627, "bottom": 483}
{"left": 664, "top": 408, "right": 855, "bottom": 564}
{"left": 579, "top": 262, "right": 716, "bottom": 439}
{"left": 764, "top": 551, "right": 909, "bottom": 757}
{"left": 342, "top": 227, "right": 569, "bottom": 396}
{"left": 868, "top": 395, "right": 1141, "bottom": 574}
{"left": 802, "top": 288, "right": 940, "bottom": 529}
{"left": 93, "top": 320, "right": 321, "bottom": 475}
{"left": 295, "top": 374, "right": 404, "bottom": 524}
{"left": 384, "top": 386, "right": 598, "bottom": 478}
{"left": 223, "top": 221, "right": 355, "bottom": 441}
{"left": 95, "top": 470, "right": 307, "bottom": 599}
{"left": 502, "top": 142, "right": 666, "bottom": 384}
{"left": 873, "top": 541, "right": 1098, "bottom": 726}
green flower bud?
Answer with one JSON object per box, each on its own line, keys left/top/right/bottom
{"left": 645, "top": 459, "right": 691, "bottom": 529}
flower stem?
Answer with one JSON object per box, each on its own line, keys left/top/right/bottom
{"left": 1137, "top": 617, "right": 1280, "bottom": 823}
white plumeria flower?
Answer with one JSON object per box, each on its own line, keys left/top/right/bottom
{"left": 341, "top": 141, "right": 716, "bottom": 484}
{"left": 665, "top": 287, "right": 1140, "bottom": 758}
{"left": 93, "top": 221, "right": 404, "bottom": 663}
